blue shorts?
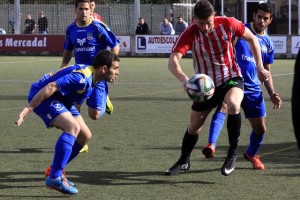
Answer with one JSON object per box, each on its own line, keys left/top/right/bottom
{"left": 31, "top": 97, "right": 80, "bottom": 128}
{"left": 241, "top": 90, "right": 266, "bottom": 118}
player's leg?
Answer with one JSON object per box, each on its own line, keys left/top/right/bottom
{"left": 221, "top": 78, "right": 244, "bottom": 176}
{"left": 68, "top": 115, "right": 92, "bottom": 163}
{"left": 242, "top": 91, "right": 266, "bottom": 169}
{"left": 165, "top": 109, "right": 211, "bottom": 175}
{"left": 203, "top": 103, "right": 227, "bottom": 159}
{"left": 46, "top": 112, "right": 80, "bottom": 194}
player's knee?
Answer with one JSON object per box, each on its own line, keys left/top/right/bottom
{"left": 254, "top": 125, "right": 266, "bottom": 135}
{"left": 227, "top": 103, "right": 240, "bottom": 115}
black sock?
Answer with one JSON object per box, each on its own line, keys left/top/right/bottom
{"left": 179, "top": 130, "right": 199, "bottom": 163}
{"left": 227, "top": 113, "right": 241, "bottom": 155}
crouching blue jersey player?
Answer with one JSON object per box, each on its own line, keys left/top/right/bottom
{"left": 15, "top": 50, "right": 120, "bottom": 195}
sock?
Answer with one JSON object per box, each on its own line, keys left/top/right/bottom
{"left": 179, "top": 130, "right": 199, "bottom": 163}
{"left": 67, "top": 141, "right": 83, "bottom": 164}
{"left": 246, "top": 131, "right": 264, "bottom": 157}
{"left": 227, "top": 113, "right": 241, "bottom": 155}
{"left": 208, "top": 111, "right": 226, "bottom": 148}
{"left": 50, "top": 132, "right": 76, "bottom": 179}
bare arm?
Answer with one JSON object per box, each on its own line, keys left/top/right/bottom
{"left": 15, "top": 82, "right": 58, "bottom": 126}
{"left": 111, "top": 45, "right": 120, "bottom": 55}
{"left": 263, "top": 63, "right": 282, "bottom": 110}
{"left": 241, "top": 28, "right": 270, "bottom": 82}
{"left": 168, "top": 52, "right": 189, "bottom": 90}
{"left": 61, "top": 49, "right": 73, "bottom": 68}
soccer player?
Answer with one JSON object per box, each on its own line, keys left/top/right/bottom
{"left": 60, "top": 0, "right": 120, "bottom": 153}
{"left": 202, "top": 3, "right": 282, "bottom": 170}
{"left": 90, "top": 0, "right": 103, "bottom": 22}
{"left": 165, "top": 0, "right": 270, "bottom": 176}
{"left": 292, "top": 49, "right": 300, "bottom": 150}
{"left": 15, "top": 50, "right": 120, "bottom": 194}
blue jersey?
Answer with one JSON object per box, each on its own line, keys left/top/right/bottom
{"left": 64, "top": 19, "right": 120, "bottom": 65}
{"left": 28, "top": 64, "right": 96, "bottom": 108}
{"left": 234, "top": 23, "right": 274, "bottom": 93}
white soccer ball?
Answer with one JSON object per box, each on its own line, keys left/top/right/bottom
{"left": 186, "top": 73, "right": 215, "bottom": 102}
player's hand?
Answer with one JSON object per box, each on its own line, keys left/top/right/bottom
{"left": 270, "top": 92, "right": 282, "bottom": 110}
{"left": 257, "top": 68, "right": 270, "bottom": 83}
{"left": 183, "top": 79, "right": 188, "bottom": 92}
{"left": 15, "top": 107, "right": 32, "bottom": 126}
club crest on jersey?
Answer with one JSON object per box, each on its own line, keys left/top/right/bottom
{"left": 77, "top": 38, "right": 86, "bottom": 46}
{"left": 87, "top": 32, "right": 94, "bottom": 40}
{"left": 261, "top": 45, "right": 267, "bottom": 53}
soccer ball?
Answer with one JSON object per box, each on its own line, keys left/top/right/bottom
{"left": 186, "top": 73, "right": 215, "bottom": 102}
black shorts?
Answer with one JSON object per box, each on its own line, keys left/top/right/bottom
{"left": 191, "top": 77, "right": 244, "bottom": 112}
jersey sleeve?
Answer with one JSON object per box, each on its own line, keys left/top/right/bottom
{"left": 55, "top": 73, "right": 87, "bottom": 96}
{"left": 63, "top": 25, "right": 74, "bottom": 51}
{"left": 264, "top": 39, "right": 275, "bottom": 64}
{"left": 172, "top": 24, "right": 195, "bottom": 56}
{"left": 96, "top": 22, "right": 120, "bottom": 49}
{"left": 86, "top": 81, "right": 108, "bottom": 117}
{"left": 228, "top": 17, "right": 245, "bottom": 38}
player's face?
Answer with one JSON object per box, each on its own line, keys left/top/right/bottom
{"left": 90, "top": 2, "right": 96, "bottom": 13}
{"left": 75, "top": 2, "right": 91, "bottom": 25}
{"left": 106, "top": 61, "right": 120, "bottom": 83}
{"left": 193, "top": 15, "right": 215, "bottom": 34}
{"left": 253, "top": 10, "right": 272, "bottom": 34}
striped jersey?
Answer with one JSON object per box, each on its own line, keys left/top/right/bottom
{"left": 234, "top": 23, "right": 274, "bottom": 93}
{"left": 64, "top": 19, "right": 119, "bottom": 65}
{"left": 172, "top": 16, "right": 245, "bottom": 86}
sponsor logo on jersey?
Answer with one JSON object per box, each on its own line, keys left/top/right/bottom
{"left": 77, "top": 38, "right": 86, "bottom": 46}
{"left": 241, "top": 54, "right": 255, "bottom": 63}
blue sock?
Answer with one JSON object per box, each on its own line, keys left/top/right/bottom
{"left": 50, "top": 132, "right": 76, "bottom": 179}
{"left": 246, "top": 131, "right": 264, "bottom": 157}
{"left": 208, "top": 111, "right": 226, "bottom": 148}
{"left": 67, "top": 141, "right": 83, "bottom": 164}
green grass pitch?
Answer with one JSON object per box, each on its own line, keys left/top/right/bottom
{"left": 0, "top": 56, "right": 299, "bottom": 199}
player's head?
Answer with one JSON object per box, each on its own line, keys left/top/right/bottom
{"left": 75, "top": 0, "right": 91, "bottom": 25}
{"left": 193, "top": 0, "right": 215, "bottom": 34}
{"left": 252, "top": 3, "right": 273, "bottom": 34}
{"left": 92, "top": 50, "right": 120, "bottom": 83}
{"left": 90, "top": 0, "right": 96, "bottom": 14}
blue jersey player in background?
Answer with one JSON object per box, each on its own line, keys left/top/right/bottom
{"left": 202, "top": 3, "right": 282, "bottom": 174}
{"left": 15, "top": 50, "right": 120, "bottom": 195}
{"left": 59, "top": 0, "right": 120, "bottom": 153}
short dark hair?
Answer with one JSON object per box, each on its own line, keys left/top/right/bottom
{"left": 194, "top": 0, "right": 214, "bottom": 19}
{"left": 254, "top": 3, "right": 273, "bottom": 16}
{"left": 92, "top": 50, "right": 120, "bottom": 69}
{"left": 75, "top": 0, "right": 91, "bottom": 9}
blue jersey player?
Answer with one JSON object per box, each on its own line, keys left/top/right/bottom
{"left": 60, "top": 0, "right": 120, "bottom": 153}
{"left": 15, "top": 50, "right": 120, "bottom": 195}
{"left": 202, "top": 3, "right": 282, "bottom": 174}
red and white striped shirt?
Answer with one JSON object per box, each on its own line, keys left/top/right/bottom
{"left": 92, "top": 13, "right": 103, "bottom": 22}
{"left": 172, "top": 16, "right": 245, "bottom": 86}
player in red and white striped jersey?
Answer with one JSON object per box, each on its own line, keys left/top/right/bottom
{"left": 90, "top": 0, "right": 103, "bottom": 22}
{"left": 165, "top": 0, "right": 270, "bottom": 176}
